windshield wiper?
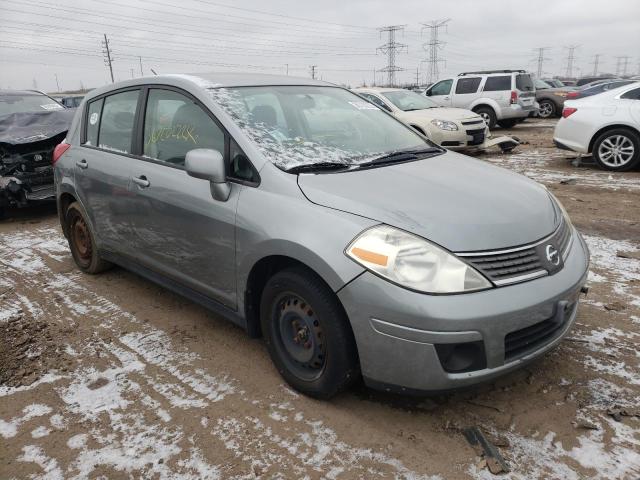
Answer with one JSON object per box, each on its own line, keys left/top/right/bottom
{"left": 361, "top": 147, "right": 443, "bottom": 167}
{"left": 286, "top": 162, "right": 352, "bottom": 174}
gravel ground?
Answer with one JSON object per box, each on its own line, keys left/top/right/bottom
{"left": 1, "top": 118, "right": 639, "bottom": 479}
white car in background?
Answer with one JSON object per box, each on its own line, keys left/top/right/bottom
{"left": 354, "top": 87, "right": 490, "bottom": 151}
{"left": 554, "top": 82, "right": 640, "bottom": 171}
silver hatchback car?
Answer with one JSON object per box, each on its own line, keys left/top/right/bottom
{"left": 53, "top": 73, "right": 589, "bottom": 398}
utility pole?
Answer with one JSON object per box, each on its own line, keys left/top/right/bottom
{"left": 54, "top": 73, "right": 60, "bottom": 92}
{"left": 32, "top": 78, "right": 38, "bottom": 90}
{"left": 373, "top": 68, "right": 376, "bottom": 86}
{"left": 102, "top": 33, "right": 115, "bottom": 83}
{"left": 139, "top": 56, "right": 143, "bottom": 76}
{"left": 376, "top": 25, "right": 408, "bottom": 87}
{"left": 533, "top": 47, "right": 551, "bottom": 78}
{"left": 563, "top": 45, "right": 579, "bottom": 78}
{"left": 421, "top": 19, "right": 450, "bottom": 85}
{"left": 310, "top": 65, "right": 317, "bottom": 80}
{"left": 285, "top": 63, "right": 289, "bottom": 75}
{"left": 615, "top": 56, "right": 631, "bottom": 76}
{"left": 591, "top": 54, "right": 602, "bottom": 76}
{"left": 130, "top": 68, "right": 135, "bottom": 79}
{"left": 415, "top": 66, "right": 420, "bottom": 86}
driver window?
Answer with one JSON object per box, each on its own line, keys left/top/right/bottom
{"left": 430, "top": 79, "right": 453, "bottom": 96}
{"left": 143, "top": 89, "right": 225, "bottom": 166}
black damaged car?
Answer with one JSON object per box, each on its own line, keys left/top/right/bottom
{"left": 0, "top": 90, "right": 75, "bottom": 217}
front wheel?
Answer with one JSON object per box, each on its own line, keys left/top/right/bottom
{"left": 592, "top": 129, "right": 640, "bottom": 171}
{"left": 260, "top": 267, "right": 359, "bottom": 399}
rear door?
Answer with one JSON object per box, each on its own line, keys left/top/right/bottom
{"left": 126, "top": 87, "right": 242, "bottom": 308}
{"left": 482, "top": 75, "right": 512, "bottom": 109}
{"left": 426, "top": 79, "right": 453, "bottom": 106}
{"left": 451, "top": 76, "right": 482, "bottom": 109}
{"left": 74, "top": 89, "right": 140, "bottom": 254}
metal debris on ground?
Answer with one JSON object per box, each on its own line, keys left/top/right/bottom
{"left": 463, "top": 426, "right": 510, "bottom": 474}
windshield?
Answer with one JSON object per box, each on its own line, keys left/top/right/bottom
{"left": 0, "top": 94, "right": 63, "bottom": 117}
{"left": 534, "top": 79, "right": 552, "bottom": 89}
{"left": 208, "top": 86, "right": 428, "bottom": 171}
{"left": 381, "top": 90, "right": 440, "bottom": 111}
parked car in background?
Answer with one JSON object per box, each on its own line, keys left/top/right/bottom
{"left": 0, "top": 90, "right": 75, "bottom": 216}
{"left": 542, "top": 78, "right": 567, "bottom": 88}
{"left": 54, "top": 73, "right": 589, "bottom": 398}
{"left": 575, "top": 76, "right": 617, "bottom": 87}
{"left": 53, "top": 95, "right": 84, "bottom": 108}
{"left": 566, "top": 80, "right": 634, "bottom": 100}
{"left": 354, "top": 87, "right": 489, "bottom": 151}
{"left": 534, "top": 79, "right": 572, "bottom": 118}
{"left": 425, "top": 70, "right": 537, "bottom": 129}
{"left": 554, "top": 82, "right": 640, "bottom": 171}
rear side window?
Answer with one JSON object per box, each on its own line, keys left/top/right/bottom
{"left": 430, "top": 79, "right": 453, "bottom": 96}
{"left": 516, "top": 74, "right": 534, "bottom": 92}
{"left": 98, "top": 90, "right": 139, "bottom": 154}
{"left": 483, "top": 76, "right": 512, "bottom": 91}
{"left": 621, "top": 88, "right": 640, "bottom": 100}
{"left": 143, "top": 89, "right": 225, "bottom": 166}
{"left": 85, "top": 98, "right": 103, "bottom": 146}
{"left": 455, "top": 77, "right": 481, "bottom": 94}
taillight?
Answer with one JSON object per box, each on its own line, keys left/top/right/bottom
{"left": 562, "top": 107, "right": 577, "bottom": 118}
{"left": 52, "top": 142, "right": 70, "bottom": 165}
{"left": 566, "top": 91, "right": 578, "bottom": 99}
{"left": 510, "top": 91, "right": 518, "bottom": 104}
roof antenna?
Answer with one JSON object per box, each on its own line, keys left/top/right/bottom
{"left": 150, "top": 68, "right": 158, "bottom": 76}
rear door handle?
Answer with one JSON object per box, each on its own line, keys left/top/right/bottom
{"left": 132, "top": 175, "right": 150, "bottom": 188}
{"left": 76, "top": 159, "right": 88, "bottom": 169}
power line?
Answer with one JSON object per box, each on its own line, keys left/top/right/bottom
{"left": 102, "top": 33, "right": 114, "bottom": 83}
{"left": 532, "top": 47, "right": 551, "bottom": 77}
{"left": 591, "top": 54, "right": 603, "bottom": 76}
{"left": 421, "top": 19, "right": 449, "bottom": 84}
{"left": 377, "top": 25, "right": 408, "bottom": 87}
{"left": 563, "top": 45, "right": 580, "bottom": 77}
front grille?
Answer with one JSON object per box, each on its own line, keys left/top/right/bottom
{"left": 466, "top": 128, "right": 485, "bottom": 146}
{"left": 504, "top": 302, "right": 574, "bottom": 361}
{"left": 460, "top": 219, "right": 572, "bottom": 286}
{"left": 462, "top": 119, "right": 485, "bottom": 126}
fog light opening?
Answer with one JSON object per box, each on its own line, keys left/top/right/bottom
{"left": 435, "top": 341, "right": 487, "bottom": 373}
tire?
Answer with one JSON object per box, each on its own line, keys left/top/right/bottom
{"left": 65, "top": 202, "right": 112, "bottom": 274}
{"left": 592, "top": 128, "right": 640, "bottom": 172}
{"left": 538, "top": 99, "right": 556, "bottom": 119}
{"left": 497, "top": 119, "right": 518, "bottom": 129}
{"left": 474, "top": 107, "right": 497, "bottom": 129}
{"left": 260, "top": 267, "right": 359, "bottom": 399}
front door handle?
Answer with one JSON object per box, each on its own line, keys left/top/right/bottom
{"left": 444, "top": 96, "right": 450, "bottom": 100}
{"left": 132, "top": 175, "right": 150, "bottom": 188}
{"left": 76, "top": 159, "right": 88, "bottom": 169}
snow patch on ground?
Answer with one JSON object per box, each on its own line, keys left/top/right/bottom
{"left": 0, "top": 404, "right": 52, "bottom": 438}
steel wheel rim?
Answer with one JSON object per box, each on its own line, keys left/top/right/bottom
{"left": 598, "top": 135, "right": 635, "bottom": 167}
{"left": 539, "top": 102, "right": 553, "bottom": 118}
{"left": 71, "top": 215, "right": 92, "bottom": 263}
{"left": 479, "top": 112, "right": 491, "bottom": 124}
{"left": 272, "top": 293, "right": 326, "bottom": 381}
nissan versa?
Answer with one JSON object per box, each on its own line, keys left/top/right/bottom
{"left": 53, "top": 73, "right": 590, "bottom": 399}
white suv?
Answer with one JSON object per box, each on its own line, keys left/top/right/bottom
{"left": 425, "top": 70, "right": 538, "bottom": 129}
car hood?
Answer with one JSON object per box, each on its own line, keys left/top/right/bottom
{"left": 396, "top": 107, "right": 480, "bottom": 123}
{"left": 297, "top": 152, "right": 559, "bottom": 252}
{"left": 0, "top": 109, "right": 75, "bottom": 146}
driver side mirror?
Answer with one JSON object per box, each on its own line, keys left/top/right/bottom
{"left": 185, "top": 148, "right": 230, "bottom": 202}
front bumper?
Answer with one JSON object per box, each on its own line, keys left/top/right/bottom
{"left": 338, "top": 229, "right": 590, "bottom": 394}
{"left": 432, "top": 123, "right": 489, "bottom": 151}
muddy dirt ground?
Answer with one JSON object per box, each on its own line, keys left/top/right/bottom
{"left": 1, "top": 119, "right": 639, "bottom": 479}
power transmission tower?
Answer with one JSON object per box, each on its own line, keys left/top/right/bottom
{"left": 415, "top": 66, "right": 420, "bottom": 86}
{"left": 54, "top": 73, "right": 60, "bottom": 92}
{"left": 421, "top": 19, "right": 449, "bottom": 85}
{"left": 563, "top": 45, "right": 579, "bottom": 78}
{"left": 139, "top": 56, "right": 144, "bottom": 76}
{"left": 591, "top": 54, "right": 603, "bottom": 76}
{"left": 533, "top": 47, "right": 551, "bottom": 77}
{"left": 310, "top": 65, "right": 317, "bottom": 79}
{"left": 615, "top": 56, "right": 631, "bottom": 76}
{"left": 376, "top": 25, "right": 408, "bottom": 87}
{"left": 102, "top": 33, "right": 115, "bottom": 83}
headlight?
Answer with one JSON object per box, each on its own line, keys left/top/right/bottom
{"left": 345, "top": 225, "right": 492, "bottom": 294}
{"left": 430, "top": 119, "right": 458, "bottom": 131}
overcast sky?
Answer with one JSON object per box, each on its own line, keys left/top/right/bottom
{"left": 0, "top": 0, "right": 638, "bottom": 92}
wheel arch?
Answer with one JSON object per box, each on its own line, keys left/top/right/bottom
{"left": 588, "top": 123, "right": 640, "bottom": 153}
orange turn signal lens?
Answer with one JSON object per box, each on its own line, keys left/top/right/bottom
{"left": 350, "top": 247, "right": 388, "bottom": 266}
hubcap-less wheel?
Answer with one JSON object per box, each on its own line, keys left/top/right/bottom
{"left": 479, "top": 112, "right": 491, "bottom": 124}
{"left": 272, "top": 293, "right": 325, "bottom": 381}
{"left": 598, "top": 135, "right": 635, "bottom": 168}
{"left": 538, "top": 101, "right": 554, "bottom": 118}
{"left": 71, "top": 215, "right": 92, "bottom": 266}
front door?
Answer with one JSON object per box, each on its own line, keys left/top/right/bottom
{"left": 426, "top": 79, "right": 453, "bottom": 106}
{"left": 127, "top": 88, "right": 239, "bottom": 308}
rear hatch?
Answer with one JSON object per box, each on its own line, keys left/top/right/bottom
{"left": 516, "top": 74, "right": 536, "bottom": 107}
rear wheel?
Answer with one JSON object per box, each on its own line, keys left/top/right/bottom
{"left": 474, "top": 107, "right": 497, "bottom": 129}
{"left": 65, "top": 202, "right": 112, "bottom": 273}
{"left": 538, "top": 100, "right": 556, "bottom": 118}
{"left": 260, "top": 267, "right": 359, "bottom": 399}
{"left": 497, "top": 119, "right": 518, "bottom": 129}
{"left": 592, "top": 129, "right": 640, "bottom": 171}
